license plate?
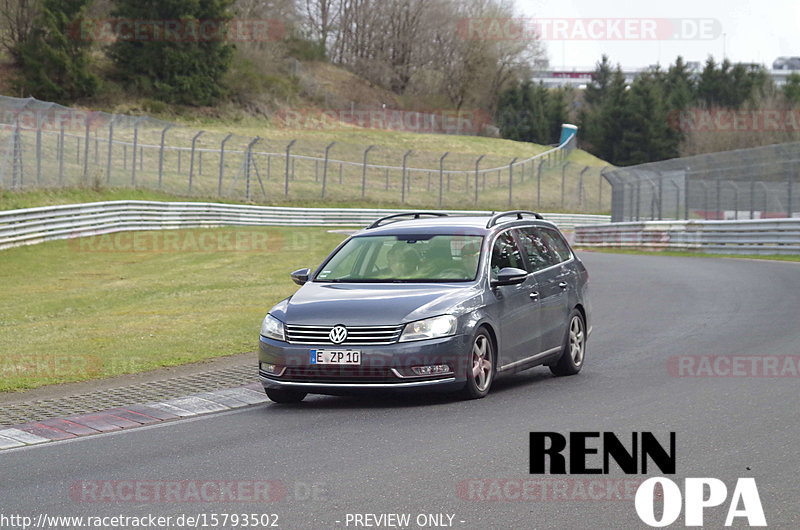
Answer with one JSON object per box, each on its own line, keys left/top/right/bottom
{"left": 310, "top": 349, "right": 361, "bottom": 365}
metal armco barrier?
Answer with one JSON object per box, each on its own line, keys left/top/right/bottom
{"left": 575, "top": 219, "right": 800, "bottom": 255}
{"left": 0, "top": 201, "right": 611, "bottom": 250}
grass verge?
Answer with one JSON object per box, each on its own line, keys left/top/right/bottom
{"left": 0, "top": 226, "right": 347, "bottom": 392}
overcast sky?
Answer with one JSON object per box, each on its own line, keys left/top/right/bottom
{"left": 516, "top": 0, "right": 800, "bottom": 70}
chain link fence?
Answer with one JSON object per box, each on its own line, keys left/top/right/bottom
{"left": 0, "top": 96, "right": 611, "bottom": 212}
{"left": 604, "top": 142, "right": 800, "bottom": 222}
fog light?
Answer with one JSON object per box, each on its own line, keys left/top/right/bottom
{"left": 411, "top": 364, "right": 451, "bottom": 376}
{"left": 260, "top": 362, "right": 283, "bottom": 375}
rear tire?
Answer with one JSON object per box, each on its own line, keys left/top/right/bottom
{"left": 265, "top": 388, "right": 307, "bottom": 403}
{"left": 550, "top": 309, "right": 586, "bottom": 376}
{"left": 461, "top": 328, "right": 495, "bottom": 399}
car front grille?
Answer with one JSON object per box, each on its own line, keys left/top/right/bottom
{"left": 275, "top": 366, "right": 396, "bottom": 383}
{"left": 284, "top": 324, "right": 403, "bottom": 345}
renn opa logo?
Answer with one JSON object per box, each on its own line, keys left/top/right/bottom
{"left": 529, "top": 432, "right": 766, "bottom": 527}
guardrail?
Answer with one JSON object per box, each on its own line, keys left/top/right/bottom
{"left": 0, "top": 201, "right": 611, "bottom": 250}
{"left": 574, "top": 219, "right": 800, "bottom": 255}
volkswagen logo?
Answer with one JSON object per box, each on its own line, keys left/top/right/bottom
{"left": 329, "top": 325, "right": 348, "bottom": 344}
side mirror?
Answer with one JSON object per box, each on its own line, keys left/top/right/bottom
{"left": 290, "top": 268, "right": 312, "bottom": 286}
{"left": 491, "top": 267, "right": 528, "bottom": 287}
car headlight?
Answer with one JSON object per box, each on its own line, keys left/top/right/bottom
{"left": 399, "top": 315, "right": 457, "bottom": 342}
{"left": 261, "top": 314, "right": 285, "bottom": 341}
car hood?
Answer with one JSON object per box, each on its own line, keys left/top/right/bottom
{"left": 271, "top": 282, "right": 480, "bottom": 326}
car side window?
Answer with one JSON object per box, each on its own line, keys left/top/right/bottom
{"left": 541, "top": 228, "right": 572, "bottom": 262}
{"left": 490, "top": 230, "right": 524, "bottom": 279}
{"left": 518, "top": 227, "right": 558, "bottom": 271}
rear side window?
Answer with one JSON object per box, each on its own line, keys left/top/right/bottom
{"left": 541, "top": 228, "right": 572, "bottom": 262}
{"left": 517, "top": 227, "right": 556, "bottom": 271}
{"left": 490, "top": 230, "right": 524, "bottom": 279}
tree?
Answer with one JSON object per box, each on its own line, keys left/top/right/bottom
{"left": 579, "top": 56, "right": 627, "bottom": 163}
{"left": 545, "top": 86, "right": 569, "bottom": 144}
{"left": 695, "top": 56, "right": 768, "bottom": 108}
{"left": 617, "top": 72, "right": 678, "bottom": 165}
{"left": 109, "top": 0, "right": 234, "bottom": 105}
{"left": 12, "top": 0, "right": 99, "bottom": 102}
{"left": 783, "top": 73, "right": 800, "bottom": 104}
{"left": 0, "top": 0, "right": 41, "bottom": 62}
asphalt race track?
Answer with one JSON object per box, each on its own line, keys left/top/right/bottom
{"left": 2, "top": 252, "right": 799, "bottom": 529}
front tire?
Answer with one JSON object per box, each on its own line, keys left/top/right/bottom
{"left": 550, "top": 309, "right": 586, "bottom": 376}
{"left": 265, "top": 388, "right": 307, "bottom": 403}
{"left": 461, "top": 328, "right": 495, "bottom": 399}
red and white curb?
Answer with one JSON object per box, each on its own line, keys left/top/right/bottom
{"left": 0, "top": 383, "right": 268, "bottom": 450}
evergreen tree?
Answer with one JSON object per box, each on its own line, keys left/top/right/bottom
{"left": 496, "top": 80, "right": 551, "bottom": 144}
{"left": 618, "top": 73, "right": 677, "bottom": 165}
{"left": 783, "top": 73, "right": 800, "bottom": 104}
{"left": 109, "top": 0, "right": 234, "bottom": 105}
{"left": 13, "top": 0, "right": 99, "bottom": 103}
{"left": 546, "top": 87, "right": 569, "bottom": 144}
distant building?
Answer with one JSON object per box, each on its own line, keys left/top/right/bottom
{"left": 773, "top": 57, "right": 800, "bottom": 70}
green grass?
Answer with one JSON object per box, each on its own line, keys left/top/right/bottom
{"left": 575, "top": 247, "right": 800, "bottom": 262}
{"left": 0, "top": 226, "right": 347, "bottom": 392}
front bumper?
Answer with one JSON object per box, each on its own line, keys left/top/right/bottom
{"left": 258, "top": 333, "right": 470, "bottom": 395}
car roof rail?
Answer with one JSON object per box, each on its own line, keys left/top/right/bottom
{"left": 366, "top": 212, "right": 449, "bottom": 229}
{"left": 485, "top": 210, "right": 544, "bottom": 229}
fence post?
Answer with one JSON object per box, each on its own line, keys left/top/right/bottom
{"left": 537, "top": 159, "right": 544, "bottom": 207}
{"left": 656, "top": 171, "right": 663, "bottom": 220}
{"left": 284, "top": 139, "right": 296, "bottom": 196}
{"left": 218, "top": 133, "right": 233, "bottom": 196}
{"left": 188, "top": 130, "right": 205, "bottom": 193}
{"left": 106, "top": 117, "right": 117, "bottom": 184}
{"left": 402, "top": 150, "right": 412, "bottom": 203}
{"left": 439, "top": 152, "right": 449, "bottom": 206}
{"left": 131, "top": 117, "right": 144, "bottom": 186}
{"left": 508, "top": 158, "right": 518, "bottom": 206}
{"left": 788, "top": 164, "right": 795, "bottom": 218}
{"left": 361, "top": 145, "right": 374, "bottom": 198}
{"left": 245, "top": 137, "right": 260, "bottom": 201}
{"left": 159, "top": 124, "right": 175, "bottom": 189}
{"left": 684, "top": 169, "right": 691, "bottom": 220}
{"left": 56, "top": 124, "right": 64, "bottom": 184}
{"left": 561, "top": 162, "right": 570, "bottom": 209}
{"left": 474, "top": 154, "right": 485, "bottom": 204}
{"left": 35, "top": 121, "right": 42, "bottom": 184}
{"left": 83, "top": 116, "right": 93, "bottom": 181}
{"left": 321, "top": 141, "right": 336, "bottom": 198}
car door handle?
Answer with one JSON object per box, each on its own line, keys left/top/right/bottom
{"left": 558, "top": 281, "right": 568, "bottom": 289}
{"left": 529, "top": 291, "right": 539, "bottom": 301}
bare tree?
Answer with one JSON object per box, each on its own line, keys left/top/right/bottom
{"left": 0, "top": 0, "right": 41, "bottom": 61}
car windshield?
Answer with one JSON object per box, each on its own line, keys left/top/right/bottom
{"left": 315, "top": 234, "right": 484, "bottom": 282}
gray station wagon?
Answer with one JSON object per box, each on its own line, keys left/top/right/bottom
{"left": 258, "top": 211, "right": 591, "bottom": 402}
